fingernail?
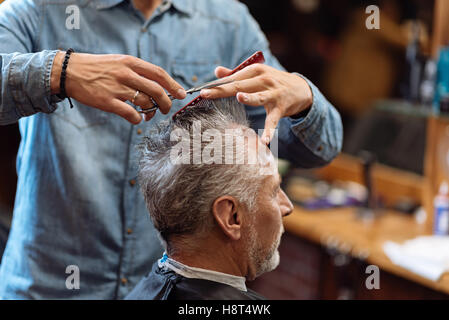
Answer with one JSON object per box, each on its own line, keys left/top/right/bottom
{"left": 201, "top": 89, "right": 211, "bottom": 98}
{"left": 134, "top": 117, "right": 142, "bottom": 125}
{"left": 177, "top": 88, "right": 186, "bottom": 99}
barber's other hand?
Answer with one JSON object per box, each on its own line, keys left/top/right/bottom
{"left": 51, "top": 52, "right": 186, "bottom": 124}
{"left": 200, "top": 64, "right": 313, "bottom": 145}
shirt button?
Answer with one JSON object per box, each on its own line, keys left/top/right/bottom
{"left": 140, "top": 27, "right": 146, "bottom": 32}
{"left": 191, "top": 75, "right": 198, "bottom": 82}
{"left": 127, "top": 228, "right": 133, "bottom": 235}
{"left": 317, "top": 145, "right": 323, "bottom": 152}
{"left": 137, "top": 128, "right": 142, "bottom": 135}
{"left": 129, "top": 179, "right": 136, "bottom": 186}
{"left": 121, "top": 278, "right": 128, "bottom": 285}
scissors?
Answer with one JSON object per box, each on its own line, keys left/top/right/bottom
{"left": 137, "top": 51, "right": 265, "bottom": 114}
{"left": 136, "top": 77, "right": 235, "bottom": 114}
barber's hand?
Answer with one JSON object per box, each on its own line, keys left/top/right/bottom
{"left": 200, "top": 64, "right": 313, "bottom": 145}
{"left": 51, "top": 52, "right": 186, "bottom": 124}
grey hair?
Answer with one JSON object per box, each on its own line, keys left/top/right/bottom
{"left": 137, "top": 98, "right": 264, "bottom": 247}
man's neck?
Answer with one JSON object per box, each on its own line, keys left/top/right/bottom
{"left": 132, "top": 0, "right": 163, "bottom": 19}
{"left": 169, "top": 235, "right": 248, "bottom": 279}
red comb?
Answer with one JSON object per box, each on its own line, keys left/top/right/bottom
{"left": 172, "top": 51, "right": 265, "bottom": 120}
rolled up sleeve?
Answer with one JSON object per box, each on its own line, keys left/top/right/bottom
{"left": 285, "top": 74, "right": 343, "bottom": 165}
{"left": 0, "top": 0, "right": 61, "bottom": 125}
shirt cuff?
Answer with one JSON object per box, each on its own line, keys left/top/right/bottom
{"left": 287, "top": 73, "right": 328, "bottom": 157}
{"left": 9, "top": 50, "right": 60, "bottom": 117}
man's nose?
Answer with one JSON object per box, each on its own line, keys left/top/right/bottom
{"left": 279, "top": 189, "right": 293, "bottom": 217}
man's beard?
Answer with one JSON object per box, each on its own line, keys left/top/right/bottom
{"left": 247, "top": 221, "right": 284, "bottom": 279}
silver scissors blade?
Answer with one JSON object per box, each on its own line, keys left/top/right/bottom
{"left": 167, "top": 77, "right": 235, "bottom": 100}
{"left": 138, "top": 77, "right": 235, "bottom": 114}
{"left": 186, "top": 77, "right": 235, "bottom": 94}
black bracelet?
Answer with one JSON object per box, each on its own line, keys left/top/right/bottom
{"left": 58, "top": 48, "right": 75, "bottom": 108}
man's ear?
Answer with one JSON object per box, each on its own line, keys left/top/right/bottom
{"left": 212, "top": 196, "right": 242, "bottom": 241}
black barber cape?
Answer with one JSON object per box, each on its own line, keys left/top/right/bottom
{"left": 125, "top": 261, "right": 265, "bottom": 300}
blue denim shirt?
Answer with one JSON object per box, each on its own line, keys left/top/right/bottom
{"left": 0, "top": 0, "right": 342, "bottom": 299}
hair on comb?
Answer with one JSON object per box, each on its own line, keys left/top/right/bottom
{"left": 172, "top": 51, "right": 265, "bottom": 120}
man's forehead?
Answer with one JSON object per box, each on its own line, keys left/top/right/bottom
{"left": 256, "top": 148, "right": 278, "bottom": 180}
{"left": 236, "top": 130, "right": 278, "bottom": 177}
{"left": 257, "top": 143, "right": 277, "bottom": 176}
{"left": 260, "top": 168, "right": 280, "bottom": 190}
{"left": 245, "top": 131, "right": 275, "bottom": 159}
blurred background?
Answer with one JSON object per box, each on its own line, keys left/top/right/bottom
{"left": 241, "top": 0, "right": 433, "bottom": 175}
{"left": 239, "top": 0, "right": 449, "bottom": 299}
{"left": 2, "top": 0, "right": 449, "bottom": 299}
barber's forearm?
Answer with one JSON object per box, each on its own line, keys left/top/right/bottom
{"left": 0, "top": 50, "right": 61, "bottom": 125}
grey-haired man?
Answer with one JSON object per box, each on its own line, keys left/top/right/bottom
{"left": 126, "top": 98, "right": 293, "bottom": 300}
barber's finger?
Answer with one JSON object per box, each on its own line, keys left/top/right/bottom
{"left": 109, "top": 99, "right": 142, "bottom": 125}
{"left": 261, "top": 108, "right": 281, "bottom": 145}
{"left": 202, "top": 66, "right": 268, "bottom": 100}
{"left": 236, "top": 91, "right": 273, "bottom": 106}
{"left": 129, "top": 58, "right": 186, "bottom": 99}
{"left": 215, "top": 66, "right": 233, "bottom": 78}
{"left": 215, "top": 63, "right": 266, "bottom": 81}
{"left": 201, "top": 78, "right": 261, "bottom": 99}
{"left": 132, "top": 90, "right": 153, "bottom": 109}
{"left": 126, "top": 78, "right": 171, "bottom": 114}
{"left": 225, "top": 63, "right": 266, "bottom": 82}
